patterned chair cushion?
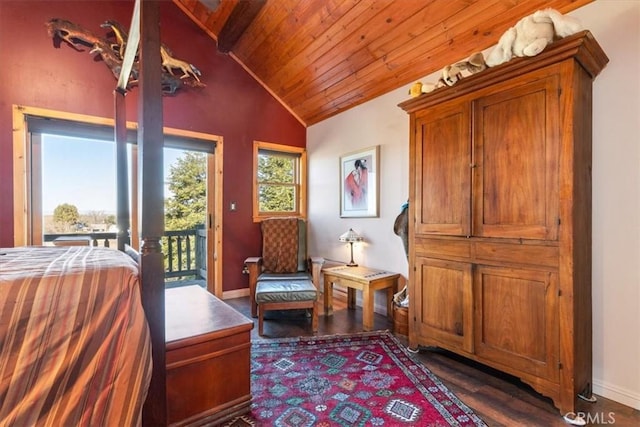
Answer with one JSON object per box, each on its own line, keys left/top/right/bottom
{"left": 257, "top": 272, "right": 311, "bottom": 281}
{"left": 255, "top": 280, "right": 318, "bottom": 303}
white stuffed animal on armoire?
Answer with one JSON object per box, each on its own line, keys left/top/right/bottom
{"left": 485, "top": 8, "right": 583, "bottom": 67}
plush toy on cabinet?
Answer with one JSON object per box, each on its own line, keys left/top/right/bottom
{"left": 408, "top": 8, "right": 582, "bottom": 98}
{"left": 485, "top": 8, "right": 582, "bottom": 67}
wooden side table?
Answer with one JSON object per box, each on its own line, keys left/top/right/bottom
{"left": 323, "top": 265, "right": 400, "bottom": 331}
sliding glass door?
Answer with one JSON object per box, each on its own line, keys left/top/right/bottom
{"left": 13, "top": 106, "right": 223, "bottom": 295}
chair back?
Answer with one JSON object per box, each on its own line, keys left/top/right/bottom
{"left": 261, "top": 218, "right": 307, "bottom": 274}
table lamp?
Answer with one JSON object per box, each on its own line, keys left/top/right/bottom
{"left": 339, "top": 228, "right": 364, "bottom": 267}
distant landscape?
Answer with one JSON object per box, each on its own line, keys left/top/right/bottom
{"left": 43, "top": 211, "right": 116, "bottom": 234}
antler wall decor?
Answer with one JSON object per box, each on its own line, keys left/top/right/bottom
{"left": 46, "top": 18, "right": 205, "bottom": 95}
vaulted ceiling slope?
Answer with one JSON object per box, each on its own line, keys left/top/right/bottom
{"left": 174, "top": 0, "right": 592, "bottom": 126}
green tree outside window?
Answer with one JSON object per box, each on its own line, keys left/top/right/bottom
{"left": 53, "top": 203, "right": 80, "bottom": 232}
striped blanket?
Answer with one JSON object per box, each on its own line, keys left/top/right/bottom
{"left": 0, "top": 246, "right": 152, "bottom": 426}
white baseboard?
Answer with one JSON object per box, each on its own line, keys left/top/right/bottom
{"left": 593, "top": 378, "right": 640, "bottom": 410}
{"left": 222, "top": 288, "right": 249, "bottom": 300}
{"left": 331, "top": 285, "right": 389, "bottom": 316}
{"left": 374, "top": 300, "right": 389, "bottom": 316}
{"left": 221, "top": 286, "right": 391, "bottom": 314}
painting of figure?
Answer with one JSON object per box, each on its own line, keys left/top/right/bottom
{"left": 344, "top": 158, "right": 368, "bottom": 209}
{"left": 340, "top": 146, "right": 379, "bottom": 217}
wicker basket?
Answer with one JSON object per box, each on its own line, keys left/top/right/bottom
{"left": 393, "top": 304, "right": 408, "bottom": 336}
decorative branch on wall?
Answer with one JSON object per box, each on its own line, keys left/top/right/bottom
{"left": 46, "top": 18, "right": 205, "bottom": 95}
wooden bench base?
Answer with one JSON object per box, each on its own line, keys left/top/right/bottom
{"left": 257, "top": 300, "right": 318, "bottom": 336}
{"left": 165, "top": 286, "right": 254, "bottom": 426}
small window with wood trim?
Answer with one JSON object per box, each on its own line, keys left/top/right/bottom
{"left": 253, "top": 141, "right": 306, "bottom": 222}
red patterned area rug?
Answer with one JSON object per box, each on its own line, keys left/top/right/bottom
{"left": 238, "top": 330, "right": 486, "bottom": 427}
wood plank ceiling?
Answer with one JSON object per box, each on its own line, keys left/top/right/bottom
{"left": 174, "top": 0, "right": 592, "bottom": 126}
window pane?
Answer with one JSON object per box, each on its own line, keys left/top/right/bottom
{"left": 258, "top": 153, "right": 295, "bottom": 184}
{"left": 164, "top": 149, "right": 207, "bottom": 231}
{"left": 253, "top": 141, "right": 306, "bottom": 221}
{"left": 259, "top": 184, "right": 296, "bottom": 212}
{"left": 41, "top": 134, "right": 116, "bottom": 244}
{"left": 163, "top": 149, "right": 208, "bottom": 287}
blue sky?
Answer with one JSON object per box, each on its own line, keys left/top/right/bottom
{"left": 42, "top": 134, "right": 182, "bottom": 214}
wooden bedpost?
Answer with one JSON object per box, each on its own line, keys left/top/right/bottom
{"left": 138, "top": 1, "right": 167, "bottom": 424}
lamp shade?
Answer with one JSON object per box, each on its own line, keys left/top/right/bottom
{"left": 339, "top": 228, "right": 363, "bottom": 243}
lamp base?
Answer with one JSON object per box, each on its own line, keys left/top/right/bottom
{"left": 346, "top": 242, "right": 358, "bottom": 267}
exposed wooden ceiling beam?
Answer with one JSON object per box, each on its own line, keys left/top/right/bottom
{"left": 217, "top": 0, "right": 266, "bottom": 54}
{"left": 201, "top": 0, "right": 220, "bottom": 12}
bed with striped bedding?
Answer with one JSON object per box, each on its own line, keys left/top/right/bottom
{"left": 0, "top": 246, "right": 152, "bottom": 426}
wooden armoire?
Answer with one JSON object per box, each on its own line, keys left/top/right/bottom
{"left": 398, "top": 31, "right": 607, "bottom": 414}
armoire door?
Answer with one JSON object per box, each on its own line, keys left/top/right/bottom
{"left": 473, "top": 265, "right": 559, "bottom": 382}
{"left": 414, "top": 257, "right": 473, "bottom": 353}
{"left": 414, "top": 101, "right": 471, "bottom": 237}
{"left": 472, "top": 73, "right": 560, "bottom": 241}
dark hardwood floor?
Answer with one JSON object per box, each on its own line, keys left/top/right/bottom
{"left": 224, "top": 295, "right": 639, "bottom": 427}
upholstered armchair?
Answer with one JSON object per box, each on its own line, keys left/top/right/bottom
{"left": 244, "top": 217, "right": 324, "bottom": 335}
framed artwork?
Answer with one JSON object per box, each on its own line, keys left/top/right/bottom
{"left": 340, "top": 145, "right": 379, "bottom": 218}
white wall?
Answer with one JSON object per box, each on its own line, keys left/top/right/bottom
{"left": 307, "top": 0, "right": 640, "bottom": 410}
{"left": 307, "top": 96, "right": 410, "bottom": 277}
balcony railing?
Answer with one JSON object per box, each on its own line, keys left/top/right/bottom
{"left": 43, "top": 227, "right": 206, "bottom": 286}
{"left": 43, "top": 231, "right": 117, "bottom": 248}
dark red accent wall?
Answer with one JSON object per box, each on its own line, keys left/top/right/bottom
{"left": 0, "top": 1, "right": 306, "bottom": 292}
